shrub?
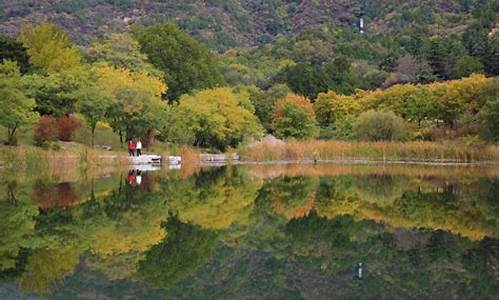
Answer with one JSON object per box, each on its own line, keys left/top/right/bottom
{"left": 476, "top": 98, "right": 499, "bottom": 142}
{"left": 353, "top": 110, "right": 409, "bottom": 141}
{"left": 57, "top": 115, "right": 81, "bottom": 142}
{"left": 33, "top": 115, "right": 58, "bottom": 146}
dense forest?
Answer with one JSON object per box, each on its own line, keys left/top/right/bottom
{"left": 0, "top": 0, "right": 498, "bottom": 151}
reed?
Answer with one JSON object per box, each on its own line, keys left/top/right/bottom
{"left": 180, "top": 146, "right": 201, "bottom": 164}
{"left": 239, "top": 140, "right": 499, "bottom": 163}
{"left": 179, "top": 146, "right": 202, "bottom": 177}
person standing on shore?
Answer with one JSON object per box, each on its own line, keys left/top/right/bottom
{"left": 128, "top": 139, "right": 136, "bottom": 156}
{"left": 136, "top": 140, "right": 142, "bottom": 156}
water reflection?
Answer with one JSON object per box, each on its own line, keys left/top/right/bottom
{"left": 0, "top": 164, "right": 497, "bottom": 299}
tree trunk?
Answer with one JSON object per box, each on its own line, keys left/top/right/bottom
{"left": 7, "top": 125, "right": 17, "bottom": 146}
{"left": 119, "top": 130, "right": 123, "bottom": 145}
{"left": 91, "top": 124, "right": 96, "bottom": 147}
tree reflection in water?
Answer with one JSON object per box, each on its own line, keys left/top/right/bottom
{"left": 0, "top": 165, "right": 497, "bottom": 299}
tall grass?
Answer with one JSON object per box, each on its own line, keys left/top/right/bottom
{"left": 239, "top": 140, "right": 499, "bottom": 163}
{"left": 179, "top": 146, "right": 202, "bottom": 177}
{"left": 0, "top": 144, "right": 132, "bottom": 178}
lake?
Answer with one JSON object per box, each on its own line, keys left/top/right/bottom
{"left": 0, "top": 163, "right": 498, "bottom": 299}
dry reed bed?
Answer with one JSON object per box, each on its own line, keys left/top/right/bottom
{"left": 240, "top": 140, "right": 499, "bottom": 163}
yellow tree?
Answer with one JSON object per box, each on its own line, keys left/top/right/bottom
{"left": 19, "top": 22, "right": 81, "bottom": 73}
{"left": 314, "top": 91, "right": 361, "bottom": 127}
{"left": 168, "top": 87, "right": 263, "bottom": 150}
{"left": 94, "top": 64, "right": 167, "bottom": 141}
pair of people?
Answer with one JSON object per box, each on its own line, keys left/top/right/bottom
{"left": 127, "top": 139, "right": 143, "bottom": 156}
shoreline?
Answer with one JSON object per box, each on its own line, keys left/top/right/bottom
{"left": 0, "top": 141, "right": 498, "bottom": 172}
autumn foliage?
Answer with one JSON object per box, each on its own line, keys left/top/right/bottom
{"left": 33, "top": 115, "right": 58, "bottom": 145}
{"left": 34, "top": 115, "right": 81, "bottom": 145}
{"left": 57, "top": 115, "right": 81, "bottom": 141}
{"left": 270, "top": 93, "right": 319, "bottom": 140}
{"left": 271, "top": 94, "right": 315, "bottom": 120}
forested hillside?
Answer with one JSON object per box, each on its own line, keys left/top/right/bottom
{"left": 0, "top": 0, "right": 497, "bottom": 50}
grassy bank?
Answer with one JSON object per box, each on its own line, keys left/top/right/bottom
{"left": 0, "top": 142, "right": 130, "bottom": 175}
{"left": 239, "top": 140, "right": 499, "bottom": 163}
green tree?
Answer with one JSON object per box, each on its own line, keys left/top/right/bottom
{"left": 462, "top": 23, "right": 498, "bottom": 76}
{"left": 450, "top": 55, "right": 484, "bottom": 79}
{"left": 242, "top": 84, "right": 290, "bottom": 131}
{"left": 0, "top": 36, "right": 31, "bottom": 74}
{"left": 74, "top": 86, "right": 114, "bottom": 146}
{"left": 476, "top": 98, "right": 499, "bottom": 142}
{"left": 282, "top": 63, "right": 327, "bottom": 100}
{"left": 0, "top": 61, "right": 38, "bottom": 145}
{"left": 271, "top": 94, "right": 319, "bottom": 139}
{"left": 353, "top": 110, "right": 408, "bottom": 141}
{"left": 19, "top": 22, "right": 81, "bottom": 74}
{"left": 22, "top": 66, "right": 91, "bottom": 116}
{"left": 138, "top": 23, "right": 224, "bottom": 101}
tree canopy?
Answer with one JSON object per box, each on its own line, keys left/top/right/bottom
{"left": 19, "top": 22, "right": 81, "bottom": 74}
{"left": 138, "top": 23, "right": 224, "bottom": 101}
{"left": 0, "top": 60, "right": 38, "bottom": 144}
{"left": 166, "top": 87, "right": 263, "bottom": 150}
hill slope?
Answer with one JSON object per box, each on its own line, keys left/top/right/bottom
{"left": 0, "top": 0, "right": 496, "bottom": 51}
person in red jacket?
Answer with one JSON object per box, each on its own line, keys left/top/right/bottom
{"left": 128, "top": 139, "right": 136, "bottom": 156}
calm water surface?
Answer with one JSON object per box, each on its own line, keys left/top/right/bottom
{"left": 0, "top": 164, "right": 498, "bottom": 299}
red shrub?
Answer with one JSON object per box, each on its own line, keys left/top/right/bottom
{"left": 57, "top": 115, "right": 81, "bottom": 141}
{"left": 33, "top": 115, "right": 58, "bottom": 145}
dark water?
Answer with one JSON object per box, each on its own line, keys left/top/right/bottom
{"left": 0, "top": 164, "right": 498, "bottom": 300}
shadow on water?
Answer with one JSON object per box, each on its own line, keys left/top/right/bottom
{"left": 0, "top": 163, "right": 497, "bottom": 299}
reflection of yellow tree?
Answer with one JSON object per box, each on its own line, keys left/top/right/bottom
{"left": 169, "top": 179, "right": 262, "bottom": 230}
{"left": 18, "top": 247, "right": 80, "bottom": 295}
{"left": 316, "top": 187, "right": 497, "bottom": 241}
{"left": 90, "top": 209, "right": 167, "bottom": 257}
{"left": 267, "top": 177, "right": 318, "bottom": 220}
{"left": 167, "top": 169, "right": 262, "bottom": 230}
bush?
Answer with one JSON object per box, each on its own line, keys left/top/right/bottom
{"left": 33, "top": 115, "right": 58, "bottom": 146}
{"left": 353, "top": 110, "right": 409, "bottom": 141}
{"left": 476, "top": 98, "right": 499, "bottom": 142}
{"left": 57, "top": 115, "right": 81, "bottom": 142}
